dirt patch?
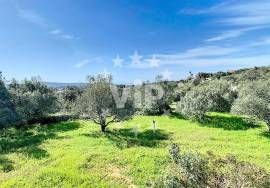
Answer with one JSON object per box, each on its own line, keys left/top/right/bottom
{"left": 107, "top": 165, "right": 137, "bottom": 188}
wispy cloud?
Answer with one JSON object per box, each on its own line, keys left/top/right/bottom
{"left": 74, "top": 57, "right": 103, "bottom": 68}
{"left": 248, "top": 37, "right": 270, "bottom": 47}
{"left": 49, "top": 29, "right": 75, "bottom": 40}
{"left": 16, "top": 6, "right": 76, "bottom": 41}
{"left": 179, "top": 1, "right": 232, "bottom": 15}
{"left": 155, "top": 39, "right": 270, "bottom": 68}
{"left": 158, "top": 54, "right": 270, "bottom": 68}
{"left": 206, "top": 26, "right": 264, "bottom": 42}
{"left": 17, "top": 6, "right": 49, "bottom": 27}
{"left": 74, "top": 59, "right": 90, "bottom": 68}
{"left": 157, "top": 46, "right": 239, "bottom": 60}
{"left": 180, "top": 0, "right": 270, "bottom": 41}
{"left": 180, "top": 0, "right": 270, "bottom": 24}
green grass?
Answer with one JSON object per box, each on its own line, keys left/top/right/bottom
{"left": 0, "top": 113, "right": 270, "bottom": 187}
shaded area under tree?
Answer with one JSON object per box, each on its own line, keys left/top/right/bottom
{"left": 0, "top": 121, "right": 81, "bottom": 172}
{"left": 82, "top": 128, "right": 171, "bottom": 149}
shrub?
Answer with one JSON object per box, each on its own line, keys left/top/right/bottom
{"left": 153, "top": 144, "right": 270, "bottom": 188}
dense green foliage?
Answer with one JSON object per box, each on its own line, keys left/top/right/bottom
{"left": 141, "top": 81, "right": 176, "bottom": 115}
{"left": 57, "top": 86, "right": 83, "bottom": 112}
{"left": 2, "top": 66, "right": 270, "bottom": 129}
{"left": 231, "top": 80, "right": 270, "bottom": 131}
{"left": 177, "top": 80, "right": 236, "bottom": 120}
{"left": 0, "top": 73, "right": 18, "bottom": 128}
{"left": 174, "top": 66, "right": 270, "bottom": 132}
{"left": 8, "top": 78, "right": 57, "bottom": 124}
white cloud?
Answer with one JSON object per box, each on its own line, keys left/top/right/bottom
{"left": 248, "top": 37, "right": 270, "bottom": 47}
{"left": 130, "top": 46, "right": 242, "bottom": 69}
{"left": 49, "top": 30, "right": 75, "bottom": 40}
{"left": 158, "top": 54, "right": 270, "bottom": 68}
{"left": 180, "top": 0, "right": 270, "bottom": 21}
{"left": 180, "top": 0, "right": 270, "bottom": 41}
{"left": 74, "top": 59, "right": 90, "bottom": 68}
{"left": 74, "top": 57, "right": 103, "bottom": 68}
{"left": 17, "top": 6, "right": 76, "bottom": 41}
{"left": 157, "top": 46, "right": 239, "bottom": 60}
{"left": 206, "top": 26, "right": 265, "bottom": 42}
{"left": 217, "top": 16, "right": 270, "bottom": 26}
{"left": 49, "top": 30, "right": 62, "bottom": 35}
{"left": 154, "top": 40, "right": 270, "bottom": 68}
{"left": 61, "top": 34, "right": 74, "bottom": 40}
{"left": 17, "top": 7, "right": 49, "bottom": 27}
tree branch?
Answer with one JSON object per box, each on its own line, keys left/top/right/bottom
{"left": 106, "top": 117, "right": 117, "bottom": 126}
{"left": 92, "top": 119, "right": 101, "bottom": 125}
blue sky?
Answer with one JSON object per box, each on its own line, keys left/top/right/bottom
{"left": 0, "top": 0, "right": 270, "bottom": 83}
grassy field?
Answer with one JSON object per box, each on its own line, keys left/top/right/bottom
{"left": 0, "top": 113, "right": 270, "bottom": 187}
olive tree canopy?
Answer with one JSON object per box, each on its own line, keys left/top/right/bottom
{"left": 76, "top": 75, "right": 135, "bottom": 132}
{"left": 231, "top": 80, "right": 270, "bottom": 132}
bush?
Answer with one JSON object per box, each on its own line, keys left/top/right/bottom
{"left": 153, "top": 144, "right": 270, "bottom": 188}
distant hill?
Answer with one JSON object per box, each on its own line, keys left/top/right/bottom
{"left": 4, "top": 81, "right": 87, "bottom": 89}
{"left": 42, "top": 82, "right": 88, "bottom": 89}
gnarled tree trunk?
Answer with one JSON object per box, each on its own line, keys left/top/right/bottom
{"left": 100, "top": 116, "right": 107, "bottom": 132}
{"left": 101, "top": 124, "right": 107, "bottom": 132}
{"left": 266, "top": 124, "right": 270, "bottom": 132}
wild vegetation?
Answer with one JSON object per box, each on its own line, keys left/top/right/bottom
{"left": 1, "top": 66, "right": 270, "bottom": 187}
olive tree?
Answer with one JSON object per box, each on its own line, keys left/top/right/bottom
{"left": 177, "top": 80, "right": 236, "bottom": 121}
{"left": 0, "top": 72, "right": 18, "bottom": 128}
{"left": 8, "top": 77, "right": 57, "bottom": 122}
{"left": 76, "top": 75, "right": 135, "bottom": 132}
{"left": 58, "top": 86, "right": 83, "bottom": 112}
{"left": 231, "top": 80, "right": 270, "bottom": 131}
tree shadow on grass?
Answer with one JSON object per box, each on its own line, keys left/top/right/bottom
{"left": 0, "top": 156, "right": 14, "bottom": 172}
{"left": 168, "top": 112, "right": 186, "bottom": 120}
{"left": 82, "top": 128, "right": 171, "bottom": 149}
{"left": 201, "top": 114, "right": 260, "bottom": 130}
{"left": 0, "top": 121, "right": 81, "bottom": 161}
{"left": 260, "top": 131, "right": 270, "bottom": 139}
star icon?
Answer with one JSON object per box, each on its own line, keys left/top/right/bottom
{"left": 161, "top": 69, "right": 172, "bottom": 80}
{"left": 148, "top": 55, "right": 160, "bottom": 68}
{"left": 133, "top": 79, "right": 143, "bottom": 86}
{"left": 101, "top": 69, "right": 111, "bottom": 78}
{"left": 163, "top": 109, "right": 171, "bottom": 116}
{"left": 129, "top": 51, "right": 143, "bottom": 65}
{"left": 101, "top": 109, "right": 110, "bottom": 118}
{"left": 113, "top": 55, "right": 124, "bottom": 68}
{"left": 132, "top": 124, "right": 140, "bottom": 138}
